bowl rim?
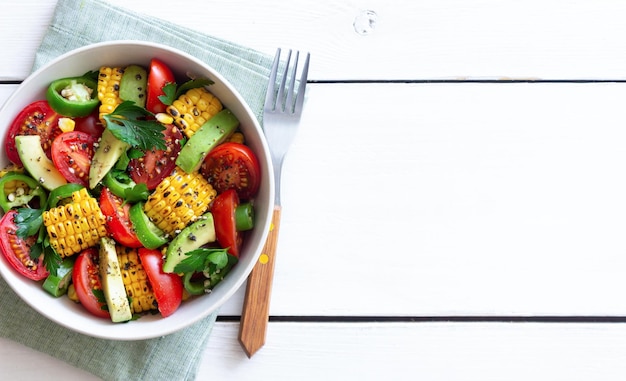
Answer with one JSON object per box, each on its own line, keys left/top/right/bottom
{"left": 0, "top": 40, "right": 274, "bottom": 340}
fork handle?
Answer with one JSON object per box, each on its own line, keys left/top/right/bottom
{"left": 238, "top": 206, "right": 281, "bottom": 358}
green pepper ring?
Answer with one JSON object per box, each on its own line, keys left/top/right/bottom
{"left": 46, "top": 183, "right": 85, "bottom": 208}
{"left": 46, "top": 76, "right": 100, "bottom": 117}
{"left": 129, "top": 202, "right": 168, "bottom": 249}
{"left": 103, "top": 171, "right": 136, "bottom": 198}
{"left": 0, "top": 172, "right": 48, "bottom": 213}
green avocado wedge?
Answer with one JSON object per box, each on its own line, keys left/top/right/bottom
{"left": 175, "top": 109, "right": 239, "bottom": 173}
{"left": 88, "top": 128, "right": 130, "bottom": 189}
{"left": 163, "top": 212, "right": 217, "bottom": 273}
{"left": 15, "top": 135, "right": 67, "bottom": 191}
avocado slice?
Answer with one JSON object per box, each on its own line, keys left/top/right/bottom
{"left": 99, "top": 237, "right": 132, "bottom": 323}
{"left": 88, "top": 128, "right": 130, "bottom": 189}
{"left": 175, "top": 109, "right": 239, "bottom": 173}
{"left": 119, "top": 65, "right": 148, "bottom": 108}
{"left": 163, "top": 212, "right": 216, "bottom": 273}
{"left": 15, "top": 135, "right": 68, "bottom": 191}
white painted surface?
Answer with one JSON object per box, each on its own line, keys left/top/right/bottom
{"left": 3, "top": 1, "right": 626, "bottom": 379}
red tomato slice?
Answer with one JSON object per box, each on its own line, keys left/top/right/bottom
{"left": 201, "top": 142, "right": 261, "bottom": 200}
{"left": 73, "top": 248, "right": 109, "bottom": 319}
{"left": 211, "top": 189, "right": 242, "bottom": 257}
{"left": 5, "top": 100, "right": 62, "bottom": 166}
{"left": 146, "top": 58, "right": 175, "bottom": 114}
{"left": 74, "top": 110, "right": 105, "bottom": 140}
{"left": 138, "top": 248, "right": 183, "bottom": 317}
{"left": 99, "top": 187, "right": 142, "bottom": 248}
{"left": 0, "top": 210, "right": 48, "bottom": 281}
{"left": 51, "top": 131, "right": 96, "bottom": 187}
{"left": 129, "top": 123, "right": 182, "bottom": 190}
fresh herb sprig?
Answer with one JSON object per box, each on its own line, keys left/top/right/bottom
{"left": 174, "top": 247, "right": 237, "bottom": 291}
{"left": 103, "top": 101, "right": 166, "bottom": 151}
{"left": 14, "top": 208, "right": 61, "bottom": 275}
{"left": 158, "top": 78, "right": 215, "bottom": 106}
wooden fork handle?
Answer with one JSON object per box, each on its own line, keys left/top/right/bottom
{"left": 238, "top": 206, "right": 281, "bottom": 358}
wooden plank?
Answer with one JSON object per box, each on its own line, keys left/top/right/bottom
{"left": 5, "top": 1, "right": 626, "bottom": 80}
{"left": 4, "top": 82, "right": 626, "bottom": 317}
{"left": 4, "top": 321, "right": 626, "bottom": 380}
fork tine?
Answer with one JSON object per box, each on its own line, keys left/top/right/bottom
{"left": 294, "top": 52, "right": 310, "bottom": 114}
{"left": 264, "top": 48, "right": 281, "bottom": 111}
{"left": 285, "top": 51, "right": 299, "bottom": 112}
{"left": 276, "top": 49, "right": 292, "bottom": 112}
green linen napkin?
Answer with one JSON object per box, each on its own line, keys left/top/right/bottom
{"left": 0, "top": 0, "right": 274, "bottom": 380}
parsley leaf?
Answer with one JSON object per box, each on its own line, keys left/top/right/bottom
{"left": 104, "top": 101, "right": 166, "bottom": 151}
{"left": 81, "top": 70, "right": 100, "bottom": 82}
{"left": 158, "top": 82, "right": 177, "bottom": 106}
{"left": 175, "top": 78, "right": 214, "bottom": 99}
{"left": 173, "top": 247, "right": 231, "bottom": 274}
{"left": 123, "top": 182, "right": 150, "bottom": 204}
{"left": 157, "top": 78, "right": 215, "bottom": 106}
{"left": 14, "top": 208, "right": 43, "bottom": 238}
{"left": 42, "top": 241, "right": 62, "bottom": 276}
{"left": 128, "top": 148, "right": 145, "bottom": 159}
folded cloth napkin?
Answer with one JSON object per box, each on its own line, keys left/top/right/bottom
{"left": 0, "top": 0, "right": 274, "bottom": 380}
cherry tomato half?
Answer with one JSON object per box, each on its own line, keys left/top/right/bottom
{"left": 0, "top": 210, "right": 48, "bottom": 281}
{"left": 201, "top": 142, "right": 261, "bottom": 200}
{"left": 146, "top": 58, "right": 175, "bottom": 114}
{"left": 51, "top": 131, "right": 96, "bottom": 187}
{"left": 73, "top": 248, "right": 110, "bottom": 319}
{"left": 129, "top": 123, "right": 182, "bottom": 190}
{"left": 99, "top": 187, "right": 142, "bottom": 248}
{"left": 211, "top": 189, "right": 242, "bottom": 257}
{"left": 5, "top": 100, "right": 62, "bottom": 166}
{"left": 138, "top": 248, "right": 183, "bottom": 317}
{"left": 74, "top": 110, "right": 105, "bottom": 140}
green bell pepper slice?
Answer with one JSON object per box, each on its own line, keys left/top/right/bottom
{"left": 129, "top": 202, "right": 168, "bottom": 249}
{"left": 103, "top": 171, "right": 136, "bottom": 198}
{"left": 0, "top": 173, "right": 48, "bottom": 213}
{"left": 42, "top": 257, "right": 75, "bottom": 297}
{"left": 46, "top": 76, "right": 99, "bottom": 117}
{"left": 182, "top": 272, "right": 206, "bottom": 295}
{"left": 235, "top": 202, "right": 255, "bottom": 231}
{"left": 46, "top": 183, "right": 84, "bottom": 208}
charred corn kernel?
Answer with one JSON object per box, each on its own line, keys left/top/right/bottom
{"left": 144, "top": 167, "right": 216, "bottom": 235}
{"left": 97, "top": 66, "right": 124, "bottom": 122}
{"left": 58, "top": 117, "right": 76, "bottom": 132}
{"left": 43, "top": 188, "right": 108, "bottom": 258}
{"left": 166, "top": 87, "right": 222, "bottom": 138}
{"left": 155, "top": 112, "right": 174, "bottom": 125}
{"left": 117, "top": 246, "right": 157, "bottom": 314}
{"left": 227, "top": 131, "right": 245, "bottom": 144}
{"left": 0, "top": 164, "right": 23, "bottom": 178}
{"left": 67, "top": 284, "right": 79, "bottom": 303}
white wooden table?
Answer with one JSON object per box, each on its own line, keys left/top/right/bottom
{"left": 4, "top": 0, "right": 626, "bottom": 379}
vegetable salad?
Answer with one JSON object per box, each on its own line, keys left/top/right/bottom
{"left": 0, "top": 58, "right": 261, "bottom": 322}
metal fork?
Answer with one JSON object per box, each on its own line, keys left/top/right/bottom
{"left": 238, "top": 48, "right": 310, "bottom": 358}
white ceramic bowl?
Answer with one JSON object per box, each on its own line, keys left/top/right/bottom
{"left": 0, "top": 41, "right": 273, "bottom": 340}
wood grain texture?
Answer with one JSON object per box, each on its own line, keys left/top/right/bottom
{"left": 238, "top": 206, "right": 281, "bottom": 357}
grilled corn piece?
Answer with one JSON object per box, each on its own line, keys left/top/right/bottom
{"left": 117, "top": 246, "right": 157, "bottom": 314}
{"left": 166, "top": 87, "right": 223, "bottom": 138}
{"left": 42, "top": 188, "right": 108, "bottom": 258}
{"left": 97, "top": 66, "right": 124, "bottom": 122}
{"left": 143, "top": 167, "right": 216, "bottom": 235}
{"left": 227, "top": 131, "right": 245, "bottom": 144}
